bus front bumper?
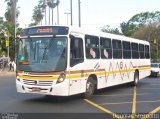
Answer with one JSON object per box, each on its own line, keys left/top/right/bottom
{"left": 16, "top": 79, "right": 69, "bottom": 96}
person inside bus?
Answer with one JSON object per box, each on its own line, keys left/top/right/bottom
{"left": 104, "top": 49, "right": 109, "bottom": 58}
{"left": 90, "top": 48, "right": 96, "bottom": 58}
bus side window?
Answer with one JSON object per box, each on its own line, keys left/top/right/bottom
{"left": 145, "top": 45, "right": 150, "bottom": 59}
{"left": 85, "top": 35, "right": 100, "bottom": 59}
{"left": 131, "top": 43, "right": 139, "bottom": 59}
{"left": 123, "top": 41, "right": 131, "bottom": 59}
{"left": 100, "top": 37, "right": 112, "bottom": 59}
{"left": 112, "top": 39, "right": 122, "bottom": 59}
{"left": 70, "top": 37, "right": 84, "bottom": 67}
{"left": 139, "top": 44, "right": 145, "bottom": 59}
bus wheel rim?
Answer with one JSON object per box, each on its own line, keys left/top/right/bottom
{"left": 135, "top": 75, "right": 138, "bottom": 84}
{"left": 86, "top": 82, "right": 93, "bottom": 95}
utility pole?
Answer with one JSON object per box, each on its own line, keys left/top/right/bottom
{"left": 156, "top": 36, "right": 159, "bottom": 62}
{"left": 49, "top": 6, "right": 50, "bottom": 25}
{"left": 64, "top": 12, "right": 71, "bottom": 25}
{"left": 45, "top": 0, "right": 47, "bottom": 25}
{"left": 12, "top": 0, "right": 17, "bottom": 61}
{"left": 78, "top": 0, "right": 81, "bottom": 27}
{"left": 51, "top": 0, "right": 54, "bottom": 25}
{"left": 57, "top": 0, "right": 59, "bottom": 25}
{"left": 70, "top": 0, "right": 73, "bottom": 25}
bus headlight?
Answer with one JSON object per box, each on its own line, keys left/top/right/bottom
{"left": 17, "top": 78, "right": 20, "bottom": 81}
{"left": 56, "top": 73, "right": 66, "bottom": 84}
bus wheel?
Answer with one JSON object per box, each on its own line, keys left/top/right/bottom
{"left": 84, "top": 77, "right": 95, "bottom": 99}
{"left": 133, "top": 71, "right": 139, "bottom": 86}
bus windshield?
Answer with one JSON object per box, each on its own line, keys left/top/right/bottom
{"left": 17, "top": 37, "right": 67, "bottom": 72}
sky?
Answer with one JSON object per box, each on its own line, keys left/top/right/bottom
{"left": 0, "top": 0, "right": 160, "bottom": 30}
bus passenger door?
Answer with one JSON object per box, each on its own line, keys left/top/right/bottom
{"left": 69, "top": 36, "right": 84, "bottom": 95}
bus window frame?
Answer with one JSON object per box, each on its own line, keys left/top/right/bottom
{"left": 70, "top": 36, "right": 84, "bottom": 67}
{"left": 100, "top": 37, "right": 112, "bottom": 59}
{"left": 112, "top": 39, "right": 122, "bottom": 59}
{"left": 131, "top": 42, "right": 139, "bottom": 59}
{"left": 122, "top": 41, "right": 131, "bottom": 59}
{"left": 139, "top": 44, "right": 145, "bottom": 59}
{"left": 85, "top": 35, "right": 100, "bottom": 59}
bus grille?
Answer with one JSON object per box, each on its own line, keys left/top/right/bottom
{"left": 23, "top": 79, "right": 53, "bottom": 86}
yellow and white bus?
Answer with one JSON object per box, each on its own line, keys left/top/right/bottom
{"left": 16, "top": 26, "right": 151, "bottom": 98}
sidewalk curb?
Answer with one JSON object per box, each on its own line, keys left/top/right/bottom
{"left": 0, "top": 71, "right": 16, "bottom": 76}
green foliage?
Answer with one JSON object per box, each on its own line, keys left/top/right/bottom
{"left": 47, "top": 0, "right": 57, "bottom": 8}
{"left": 101, "top": 25, "right": 122, "bottom": 35}
{"left": 102, "top": 11, "right": 160, "bottom": 61}
{"left": 132, "top": 23, "right": 160, "bottom": 62}
{"left": 31, "top": 0, "right": 60, "bottom": 25}
{"left": 4, "top": 0, "right": 19, "bottom": 25}
{"left": 120, "top": 11, "right": 160, "bottom": 37}
{"left": 32, "top": 5, "right": 44, "bottom": 24}
{"left": 28, "top": 22, "right": 38, "bottom": 27}
{"left": 0, "top": 0, "right": 19, "bottom": 60}
{"left": 0, "top": 21, "right": 16, "bottom": 58}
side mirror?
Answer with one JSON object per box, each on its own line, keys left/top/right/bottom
{"left": 69, "top": 34, "right": 75, "bottom": 39}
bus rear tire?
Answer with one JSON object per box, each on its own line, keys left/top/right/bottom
{"left": 83, "top": 77, "right": 95, "bottom": 99}
{"left": 132, "top": 71, "right": 139, "bottom": 86}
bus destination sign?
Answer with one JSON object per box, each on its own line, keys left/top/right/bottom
{"left": 21, "top": 26, "right": 69, "bottom": 36}
{"left": 37, "top": 28, "right": 53, "bottom": 33}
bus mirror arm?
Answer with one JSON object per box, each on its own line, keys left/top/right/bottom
{"left": 69, "top": 35, "right": 75, "bottom": 39}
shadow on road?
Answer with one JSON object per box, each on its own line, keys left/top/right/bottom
{"left": 23, "top": 94, "right": 83, "bottom": 104}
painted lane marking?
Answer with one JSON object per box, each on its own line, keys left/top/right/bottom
{"left": 100, "top": 101, "right": 132, "bottom": 105}
{"left": 132, "top": 86, "right": 137, "bottom": 119}
{"left": 83, "top": 99, "right": 124, "bottom": 119}
{"left": 99, "top": 100, "right": 160, "bottom": 106}
{"left": 150, "top": 84, "right": 160, "bottom": 85}
{"left": 94, "top": 93, "right": 150, "bottom": 97}
{"left": 140, "top": 88, "right": 160, "bottom": 90}
{"left": 141, "top": 106, "right": 160, "bottom": 119}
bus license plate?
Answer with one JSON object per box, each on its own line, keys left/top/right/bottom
{"left": 32, "top": 87, "right": 41, "bottom": 92}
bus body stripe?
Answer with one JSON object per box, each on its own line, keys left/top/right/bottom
{"left": 17, "top": 66, "right": 150, "bottom": 81}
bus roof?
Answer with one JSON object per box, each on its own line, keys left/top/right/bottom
{"left": 69, "top": 26, "right": 149, "bottom": 45}
{"left": 22, "top": 25, "right": 149, "bottom": 45}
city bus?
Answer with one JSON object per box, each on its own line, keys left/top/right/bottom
{"left": 16, "top": 25, "right": 151, "bottom": 98}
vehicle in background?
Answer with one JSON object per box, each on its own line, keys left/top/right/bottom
{"left": 150, "top": 63, "right": 160, "bottom": 77}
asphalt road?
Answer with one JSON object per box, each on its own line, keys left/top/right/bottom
{"left": 0, "top": 72, "right": 160, "bottom": 119}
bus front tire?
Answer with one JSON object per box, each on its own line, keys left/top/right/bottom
{"left": 83, "top": 77, "right": 95, "bottom": 99}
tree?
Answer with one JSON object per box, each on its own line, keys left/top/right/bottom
{"left": 0, "top": 17, "right": 5, "bottom": 56}
{"left": 101, "top": 25, "right": 122, "bottom": 35}
{"left": 4, "top": 0, "right": 19, "bottom": 25}
{"left": 1, "top": 0, "right": 20, "bottom": 59}
{"left": 47, "top": 0, "right": 59, "bottom": 25}
{"left": 132, "top": 23, "right": 160, "bottom": 62}
{"left": 32, "top": 5, "right": 44, "bottom": 25}
{"left": 120, "top": 11, "right": 160, "bottom": 36}
{"left": 38, "top": 0, "right": 47, "bottom": 24}
{"left": 45, "top": 0, "right": 60, "bottom": 25}
{"left": 102, "top": 11, "right": 160, "bottom": 62}
{"left": 31, "top": 0, "right": 60, "bottom": 26}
